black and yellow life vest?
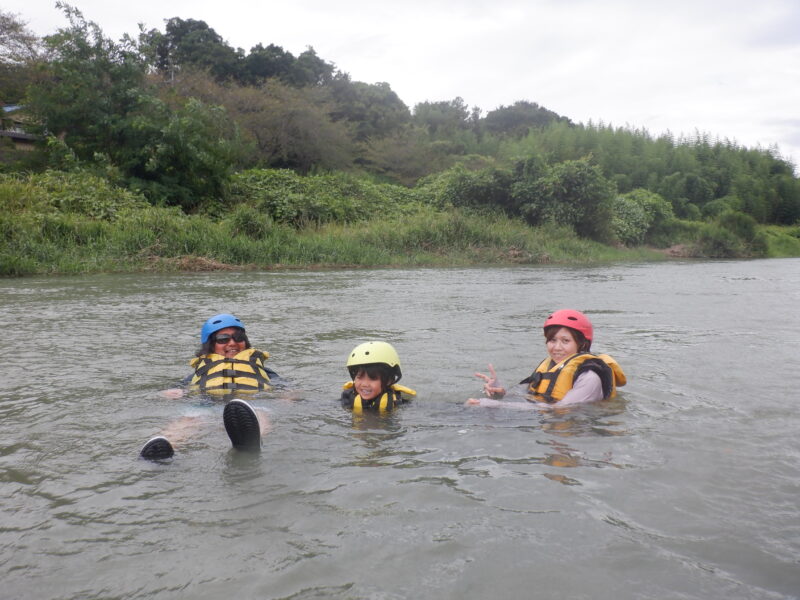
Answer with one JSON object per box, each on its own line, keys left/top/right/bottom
{"left": 520, "top": 352, "right": 626, "bottom": 403}
{"left": 189, "top": 348, "right": 271, "bottom": 394}
{"left": 341, "top": 381, "right": 417, "bottom": 412}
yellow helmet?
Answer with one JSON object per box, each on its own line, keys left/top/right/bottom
{"left": 346, "top": 341, "right": 402, "bottom": 382}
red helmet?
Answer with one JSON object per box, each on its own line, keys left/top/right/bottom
{"left": 543, "top": 309, "right": 593, "bottom": 342}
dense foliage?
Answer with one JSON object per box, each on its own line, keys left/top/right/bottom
{"left": 228, "top": 169, "right": 425, "bottom": 227}
{"left": 17, "top": 5, "right": 243, "bottom": 209}
{"left": 1, "top": 4, "right": 799, "bottom": 273}
{"left": 3, "top": 168, "right": 670, "bottom": 276}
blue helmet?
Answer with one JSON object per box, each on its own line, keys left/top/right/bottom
{"left": 201, "top": 313, "right": 245, "bottom": 343}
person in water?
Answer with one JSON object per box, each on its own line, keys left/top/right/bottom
{"left": 468, "top": 309, "right": 626, "bottom": 408}
{"left": 340, "top": 341, "right": 416, "bottom": 411}
{"left": 140, "top": 313, "right": 273, "bottom": 460}
{"left": 188, "top": 312, "right": 275, "bottom": 393}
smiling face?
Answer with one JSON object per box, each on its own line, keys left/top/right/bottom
{"left": 352, "top": 367, "right": 387, "bottom": 401}
{"left": 212, "top": 327, "right": 247, "bottom": 358}
{"left": 545, "top": 326, "right": 580, "bottom": 364}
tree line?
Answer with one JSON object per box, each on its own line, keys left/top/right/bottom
{"left": 1, "top": 3, "right": 799, "bottom": 257}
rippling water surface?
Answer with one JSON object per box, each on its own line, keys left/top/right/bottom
{"left": 1, "top": 260, "right": 799, "bottom": 599}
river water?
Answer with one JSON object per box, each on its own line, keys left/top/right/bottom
{"left": 1, "top": 259, "right": 799, "bottom": 600}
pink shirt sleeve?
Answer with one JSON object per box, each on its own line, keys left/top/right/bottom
{"left": 559, "top": 370, "right": 604, "bottom": 405}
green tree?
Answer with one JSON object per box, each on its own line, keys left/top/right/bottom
{"left": 612, "top": 194, "right": 650, "bottom": 246}
{"left": 612, "top": 188, "right": 675, "bottom": 246}
{"left": 513, "top": 157, "right": 615, "bottom": 242}
{"left": 0, "top": 10, "right": 42, "bottom": 64}
{"left": 683, "top": 173, "right": 715, "bottom": 205}
{"left": 222, "top": 81, "right": 353, "bottom": 172}
{"left": 26, "top": 3, "right": 149, "bottom": 157}
{"left": 362, "top": 128, "right": 447, "bottom": 185}
{"left": 124, "top": 97, "right": 244, "bottom": 210}
{"left": 733, "top": 174, "right": 769, "bottom": 223}
{"left": 694, "top": 210, "right": 768, "bottom": 258}
{"left": 328, "top": 75, "right": 410, "bottom": 140}
{"left": 140, "top": 17, "right": 244, "bottom": 82}
{"left": 413, "top": 97, "right": 470, "bottom": 136}
{"left": 153, "top": 69, "right": 354, "bottom": 172}
{"left": 0, "top": 10, "right": 46, "bottom": 103}
{"left": 27, "top": 5, "right": 241, "bottom": 208}
{"left": 288, "top": 46, "right": 335, "bottom": 86}
{"left": 140, "top": 21, "right": 335, "bottom": 88}
{"left": 426, "top": 164, "right": 514, "bottom": 212}
{"left": 242, "top": 43, "right": 296, "bottom": 84}
{"left": 701, "top": 195, "right": 741, "bottom": 219}
{"left": 772, "top": 174, "right": 800, "bottom": 224}
{"left": 483, "top": 100, "right": 568, "bottom": 138}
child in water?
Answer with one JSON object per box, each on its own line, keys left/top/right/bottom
{"left": 140, "top": 313, "right": 274, "bottom": 460}
{"left": 468, "top": 309, "right": 626, "bottom": 408}
{"left": 340, "top": 341, "right": 416, "bottom": 411}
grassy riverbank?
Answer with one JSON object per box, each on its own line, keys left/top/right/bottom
{"left": 2, "top": 204, "right": 661, "bottom": 277}
{"left": 3, "top": 169, "right": 799, "bottom": 277}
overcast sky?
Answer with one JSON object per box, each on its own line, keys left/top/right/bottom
{"left": 6, "top": 0, "right": 800, "bottom": 169}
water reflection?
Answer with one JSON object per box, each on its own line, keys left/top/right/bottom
{"left": 542, "top": 473, "right": 582, "bottom": 485}
{"left": 538, "top": 398, "right": 629, "bottom": 438}
{"left": 347, "top": 409, "right": 404, "bottom": 434}
{"left": 332, "top": 408, "right": 410, "bottom": 468}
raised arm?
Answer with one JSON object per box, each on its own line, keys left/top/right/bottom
{"left": 473, "top": 363, "right": 506, "bottom": 398}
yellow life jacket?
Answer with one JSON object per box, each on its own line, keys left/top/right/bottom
{"left": 189, "top": 348, "right": 271, "bottom": 394}
{"left": 520, "top": 352, "right": 626, "bottom": 403}
{"left": 341, "top": 381, "right": 417, "bottom": 412}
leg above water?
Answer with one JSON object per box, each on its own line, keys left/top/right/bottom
{"left": 223, "top": 399, "right": 262, "bottom": 452}
{"left": 140, "top": 436, "right": 175, "bottom": 460}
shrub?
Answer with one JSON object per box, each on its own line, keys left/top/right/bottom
{"left": 716, "top": 210, "right": 757, "bottom": 241}
{"left": 422, "top": 165, "right": 514, "bottom": 212}
{"left": 0, "top": 252, "right": 39, "bottom": 277}
{"left": 612, "top": 188, "right": 678, "bottom": 246}
{"left": 612, "top": 194, "right": 649, "bottom": 246}
{"left": 692, "top": 223, "right": 746, "bottom": 258}
{"left": 226, "top": 204, "right": 274, "bottom": 239}
{"left": 715, "top": 209, "right": 767, "bottom": 257}
{"left": 761, "top": 226, "right": 800, "bottom": 257}
{"left": 514, "top": 158, "right": 616, "bottom": 243}
{"left": 672, "top": 197, "right": 702, "bottom": 220}
{"left": 690, "top": 211, "right": 768, "bottom": 258}
{"left": 228, "top": 168, "right": 424, "bottom": 226}
{"left": 702, "top": 195, "right": 741, "bottom": 218}
{"left": 0, "top": 169, "right": 147, "bottom": 220}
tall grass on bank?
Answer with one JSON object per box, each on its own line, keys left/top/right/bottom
{"left": 8, "top": 167, "right": 792, "bottom": 277}
{"left": 2, "top": 200, "right": 651, "bottom": 276}
{"left": 762, "top": 225, "right": 800, "bottom": 258}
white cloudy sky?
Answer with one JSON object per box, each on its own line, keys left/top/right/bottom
{"left": 6, "top": 0, "right": 800, "bottom": 168}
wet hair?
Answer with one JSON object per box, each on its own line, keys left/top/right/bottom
{"left": 195, "top": 327, "right": 251, "bottom": 357}
{"left": 544, "top": 325, "right": 591, "bottom": 352}
{"left": 349, "top": 364, "right": 394, "bottom": 391}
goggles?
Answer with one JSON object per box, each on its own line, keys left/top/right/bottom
{"left": 213, "top": 331, "right": 246, "bottom": 345}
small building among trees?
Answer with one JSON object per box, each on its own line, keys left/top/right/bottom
{"left": 1, "top": 104, "right": 37, "bottom": 151}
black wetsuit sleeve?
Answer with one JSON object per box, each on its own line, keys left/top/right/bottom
{"left": 265, "top": 368, "right": 291, "bottom": 389}
{"left": 340, "top": 388, "right": 356, "bottom": 408}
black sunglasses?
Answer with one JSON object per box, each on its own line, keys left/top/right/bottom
{"left": 213, "top": 331, "right": 247, "bottom": 344}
